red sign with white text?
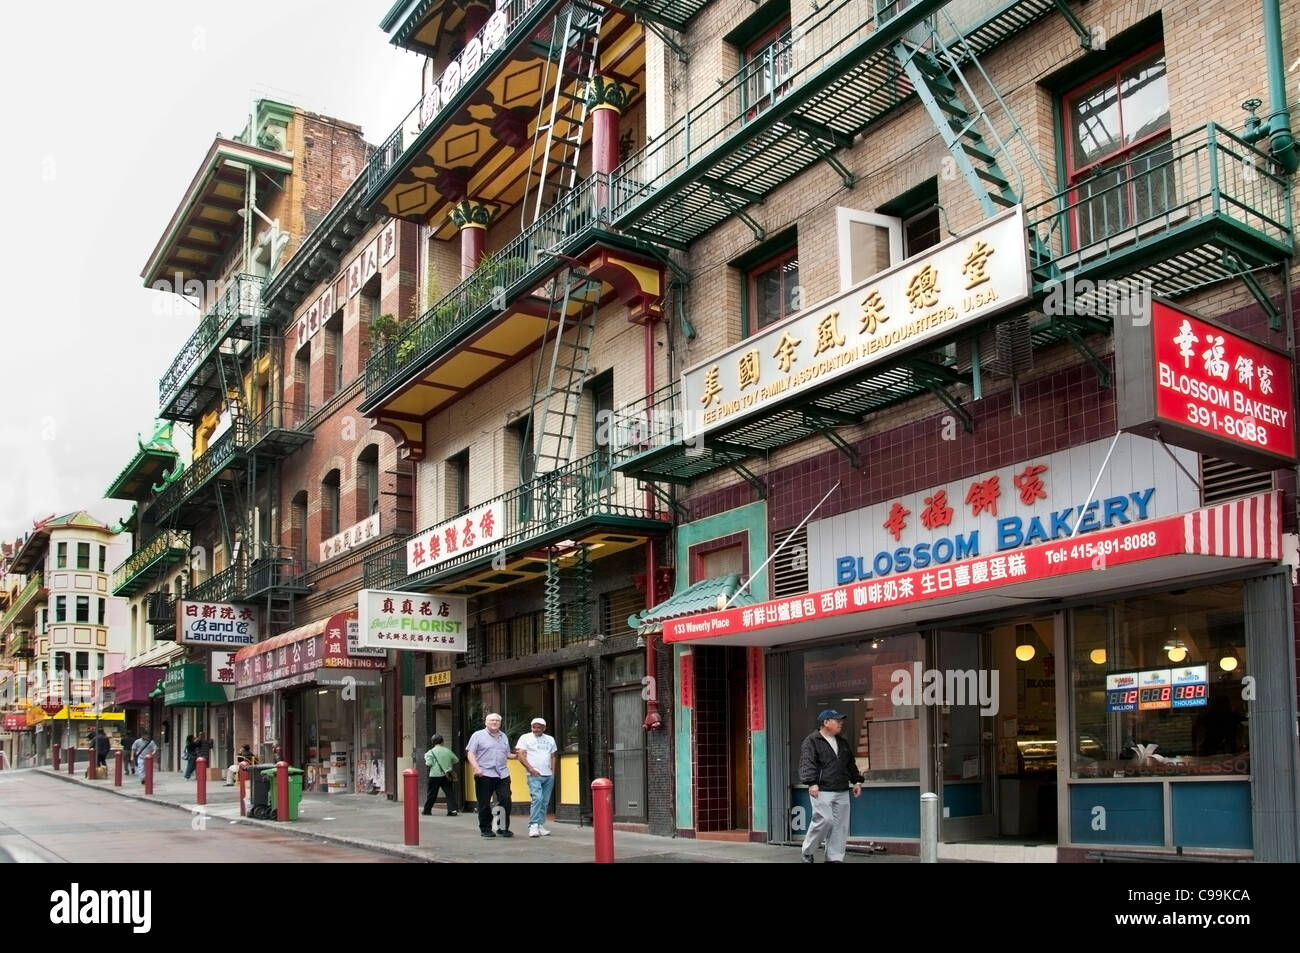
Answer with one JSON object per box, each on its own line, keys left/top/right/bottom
{"left": 1151, "top": 301, "right": 1295, "bottom": 463}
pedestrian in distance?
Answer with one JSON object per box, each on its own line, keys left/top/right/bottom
{"left": 422, "top": 734, "right": 460, "bottom": 816}
{"left": 94, "top": 729, "right": 111, "bottom": 769}
{"left": 516, "top": 717, "right": 557, "bottom": 837}
{"left": 798, "top": 709, "right": 863, "bottom": 863}
{"left": 182, "top": 734, "right": 197, "bottom": 779}
{"left": 120, "top": 729, "right": 135, "bottom": 774}
{"left": 465, "top": 713, "right": 516, "bottom": 838}
{"left": 134, "top": 733, "right": 158, "bottom": 783}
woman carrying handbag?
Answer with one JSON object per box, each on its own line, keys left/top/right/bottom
{"left": 422, "top": 734, "right": 461, "bottom": 816}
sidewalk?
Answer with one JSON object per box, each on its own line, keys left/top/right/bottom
{"left": 40, "top": 765, "right": 914, "bottom": 863}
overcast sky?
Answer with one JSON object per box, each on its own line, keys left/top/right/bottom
{"left": 0, "top": 2, "right": 422, "bottom": 544}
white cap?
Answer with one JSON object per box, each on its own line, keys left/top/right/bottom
{"left": 531, "top": 717, "right": 546, "bottom": 726}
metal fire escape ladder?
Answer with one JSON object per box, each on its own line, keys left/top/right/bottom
{"left": 529, "top": 271, "right": 602, "bottom": 476}
{"left": 524, "top": 1, "right": 606, "bottom": 228}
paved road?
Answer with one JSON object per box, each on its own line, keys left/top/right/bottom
{"left": 0, "top": 770, "right": 399, "bottom": 863}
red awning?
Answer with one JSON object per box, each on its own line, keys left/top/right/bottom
{"left": 231, "top": 610, "right": 359, "bottom": 662}
{"left": 665, "top": 492, "right": 1284, "bottom": 648}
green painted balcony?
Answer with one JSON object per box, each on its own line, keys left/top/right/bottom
{"left": 144, "top": 422, "right": 251, "bottom": 529}
{"left": 0, "top": 572, "right": 46, "bottom": 636}
{"left": 158, "top": 275, "right": 265, "bottom": 424}
{"left": 364, "top": 449, "right": 668, "bottom": 596}
{"left": 609, "top": 0, "right": 1056, "bottom": 248}
{"left": 112, "top": 530, "right": 190, "bottom": 598}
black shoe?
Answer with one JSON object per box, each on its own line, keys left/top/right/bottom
{"left": 447, "top": 812, "right": 458, "bottom": 816}
{"left": 480, "top": 830, "right": 496, "bottom": 838}
{"left": 422, "top": 811, "right": 432, "bottom": 816}
{"left": 801, "top": 851, "right": 815, "bottom": 863}
{"left": 498, "top": 829, "right": 514, "bottom": 838}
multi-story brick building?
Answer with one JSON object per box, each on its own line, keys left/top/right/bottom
{"left": 360, "top": 0, "right": 1300, "bottom": 858}
{"left": 113, "top": 100, "right": 373, "bottom": 777}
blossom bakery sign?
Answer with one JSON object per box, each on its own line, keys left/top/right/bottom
{"left": 1117, "top": 298, "right": 1296, "bottom": 470}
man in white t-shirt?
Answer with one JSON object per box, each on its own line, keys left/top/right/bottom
{"left": 515, "top": 717, "right": 558, "bottom": 837}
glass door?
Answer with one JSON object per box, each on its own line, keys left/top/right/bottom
{"left": 932, "top": 630, "right": 998, "bottom": 839}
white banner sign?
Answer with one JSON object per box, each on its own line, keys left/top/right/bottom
{"left": 358, "top": 589, "right": 467, "bottom": 653}
{"left": 682, "top": 206, "right": 1029, "bottom": 439}
{"left": 177, "top": 601, "right": 260, "bottom": 647}
{"left": 296, "top": 219, "right": 397, "bottom": 347}
{"left": 321, "top": 513, "right": 382, "bottom": 563}
{"left": 210, "top": 649, "right": 239, "bottom": 684}
{"left": 406, "top": 500, "right": 505, "bottom": 574}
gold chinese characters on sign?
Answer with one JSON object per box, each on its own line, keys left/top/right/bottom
{"left": 680, "top": 207, "right": 1028, "bottom": 440}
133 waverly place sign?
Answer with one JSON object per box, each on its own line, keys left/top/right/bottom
{"left": 808, "top": 434, "right": 1202, "bottom": 589}
{"left": 681, "top": 206, "right": 1030, "bottom": 440}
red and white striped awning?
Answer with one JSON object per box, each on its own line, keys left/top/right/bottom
{"left": 665, "top": 492, "right": 1286, "bottom": 648}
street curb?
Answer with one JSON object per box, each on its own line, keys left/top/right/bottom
{"left": 38, "top": 768, "right": 442, "bottom": 863}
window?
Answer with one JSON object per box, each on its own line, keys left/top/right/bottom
{"left": 56, "top": 542, "right": 67, "bottom": 569}
{"left": 448, "top": 450, "right": 470, "bottom": 516}
{"left": 77, "top": 543, "right": 91, "bottom": 570}
{"left": 97, "top": 598, "right": 106, "bottom": 626}
{"left": 39, "top": 608, "right": 47, "bottom": 635}
{"left": 747, "top": 247, "right": 800, "bottom": 332}
{"left": 1062, "top": 45, "right": 1171, "bottom": 248}
{"left": 292, "top": 491, "right": 309, "bottom": 563}
{"left": 588, "top": 373, "right": 614, "bottom": 492}
{"left": 359, "top": 446, "right": 381, "bottom": 517}
{"left": 75, "top": 595, "right": 90, "bottom": 624}
{"left": 76, "top": 652, "right": 90, "bottom": 677}
{"left": 55, "top": 596, "right": 66, "bottom": 623}
{"left": 322, "top": 470, "right": 341, "bottom": 538}
{"left": 98, "top": 545, "right": 106, "bottom": 573}
{"left": 509, "top": 418, "right": 534, "bottom": 487}
{"left": 295, "top": 342, "right": 311, "bottom": 404}
{"left": 326, "top": 313, "right": 344, "bottom": 395}
{"left": 742, "top": 20, "right": 792, "bottom": 119}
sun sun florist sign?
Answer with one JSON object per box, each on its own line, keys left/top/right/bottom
{"left": 358, "top": 589, "right": 468, "bottom": 653}
{"left": 681, "top": 205, "right": 1030, "bottom": 440}
{"left": 176, "top": 601, "right": 259, "bottom": 647}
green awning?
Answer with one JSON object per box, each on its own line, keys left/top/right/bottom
{"left": 628, "top": 573, "right": 756, "bottom": 633}
{"left": 162, "top": 663, "right": 227, "bottom": 706}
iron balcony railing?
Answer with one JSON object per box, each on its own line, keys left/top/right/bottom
{"left": 364, "top": 172, "right": 610, "bottom": 397}
{"left": 111, "top": 530, "right": 190, "bottom": 597}
{"left": 244, "top": 546, "right": 312, "bottom": 597}
{"left": 363, "top": 539, "right": 407, "bottom": 592}
{"left": 457, "top": 609, "right": 580, "bottom": 668}
{"left": 607, "top": 382, "right": 684, "bottom": 465}
{"left": 145, "top": 421, "right": 250, "bottom": 524}
{"left": 158, "top": 274, "right": 265, "bottom": 413}
{"left": 0, "top": 572, "right": 45, "bottom": 633}
{"left": 364, "top": 0, "right": 572, "bottom": 199}
{"left": 189, "top": 560, "right": 247, "bottom": 606}
{"left": 248, "top": 400, "right": 313, "bottom": 448}
{"left": 146, "top": 590, "right": 178, "bottom": 627}
{"left": 391, "top": 449, "right": 665, "bottom": 589}
{"left": 1025, "top": 122, "right": 1292, "bottom": 281}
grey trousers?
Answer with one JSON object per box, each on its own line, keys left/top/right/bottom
{"left": 802, "top": 789, "right": 852, "bottom": 861}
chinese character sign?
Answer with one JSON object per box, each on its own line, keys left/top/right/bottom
{"left": 320, "top": 513, "right": 382, "bottom": 563}
{"left": 358, "top": 589, "right": 468, "bottom": 653}
{"left": 209, "top": 650, "right": 239, "bottom": 685}
{"left": 1146, "top": 301, "right": 1296, "bottom": 465}
{"left": 681, "top": 206, "right": 1029, "bottom": 439}
{"left": 177, "top": 601, "right": 260, "bottom": 647}
{"left": 406, "top": 501, "right": 504, "bottom": 575}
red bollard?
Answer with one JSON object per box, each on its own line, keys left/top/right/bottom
{"left": 275, "top": 762, "right": 289, "bottom": 822}
{"left": 239, "top": 763, "right": 249, "bottom": 817}
{"left": 114, "top": 750, "right": 122, "bottom": 787}
{"left": 144, "top": 753, "right": 154, "bottom": 795}
{"left": 591, "top": 777, "right": 614, "bottom": 863}
{"left": 403, "top": 769, "right": 419, "bottom": 846}
{"left": 68, "top": 745, "right": 76, "bottom": 775}
{"left": 196, "top": 756, "right": 207, "bottom": 805}
{"left": 52, "top": 743, "right": 61, "bottom": 771}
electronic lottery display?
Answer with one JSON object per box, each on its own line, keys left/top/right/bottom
{"left": 1105, "top": 665, "right": 1208, "bottom": 713}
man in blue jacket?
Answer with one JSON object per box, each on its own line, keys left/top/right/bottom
{"left": 798, "top": 709, "right": 863, "bottom": 863}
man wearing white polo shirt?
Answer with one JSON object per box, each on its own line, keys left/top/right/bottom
{"left": 516, "top": 717, "right": 558, "bottom": 837}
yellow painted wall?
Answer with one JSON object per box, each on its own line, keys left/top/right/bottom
{"left": 559, "top": 753, "right": 581, "bottom": 805}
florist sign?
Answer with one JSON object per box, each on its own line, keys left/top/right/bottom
{"left": 358, "top": 589, "right": 467, "bottom": 653}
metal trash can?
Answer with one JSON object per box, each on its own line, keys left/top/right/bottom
{"left": 248, "top": 765, "right": 274, "bottom": 818}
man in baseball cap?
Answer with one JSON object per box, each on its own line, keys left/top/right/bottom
{"left": 797, "top": 708, "right": 863, "bottom": 863}
{"left": 516, "top": 717, "right": 558, "bottom": 837}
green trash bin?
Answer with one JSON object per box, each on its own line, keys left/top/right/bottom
{"left": 262, "top": 766, "right": 305, "bottom": 821}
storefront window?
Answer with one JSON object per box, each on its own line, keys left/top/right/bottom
{"left": 501, "top": 678, "right": 548, "bottom": 745}
{"left": 1071, "top": 582, "right": 1248, "bottom": 778}
{"left": 789, "top": 634, "right": 921, "bottom": 783}
{"left": 356, "top": 684, "right": 385, "bottom": 795}
{"left": 464, "top": 682, "right": 500, "bottom": 733}
{"left": 559, "top": 666, "right": 583, "bottom": 754}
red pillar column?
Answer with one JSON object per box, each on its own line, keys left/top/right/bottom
{"left": 403, "top": 769, "right": 420, "bottom": 846}
{"left": 587, "top": 76, "right": 630, "bottom": 215}
{"left": 114, "top": 750, "right": 122, "bottom": 787}
{"left": 144, "top": 753, "right": 154, "bottom": 795}
{"left": 591, "top": 777, "right": 615, "bottom": 863}
{"left": 451, "top": 200, "right": 496, "bottom": 281}
{"left": 463, "top": 1, "right": 490, "bottom": 39}
{"left": 196, "top": 757, "right": 207, "bottom": 805}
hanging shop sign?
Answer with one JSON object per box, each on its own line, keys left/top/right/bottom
{"left": 1117, "top": 298, "right": 1297, "bottom": 470}
{"left": 810, "top": 434, "right": 1200, "bottom": 590}
{"left": 334, "top": 612, "right": 385, "bottom": 658}
{"left": 176, "top": 600, "right": 259, "bottom": 647}
{"left": 294, "top": 219, "right": 398, "bottom": 347}
{"left": 681, "top": 205, "right": 1030, "bottom": 440}
{"left": 406, "top": 500, "right": 504, "bottom": 575}
{"left": 424, "top": 670, "right": 452, "bottom": 688}
{"left": 358, "top": 589, "right": 468, "bottom": 653}
{"left": 210, "top": 649, "right": 239, "bottom": 685}
{"left": 320, "top": 514, "right": 381, "bottom": 564}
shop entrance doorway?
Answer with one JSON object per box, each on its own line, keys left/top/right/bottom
{"left": 930, "top": 630, "right": 997, "bottom": 840}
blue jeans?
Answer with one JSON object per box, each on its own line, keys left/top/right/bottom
{"left": 527, "top": 774, "right": 554, "bottom": 826}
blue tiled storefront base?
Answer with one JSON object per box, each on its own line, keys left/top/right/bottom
{"left": 1070, "top": 783, "right": 1164, "bottom": 845}
{"left": 1171, "top": 781, "right": 1251, "bottom": 849}
{"left": 791, "top": 786, "right": 921, "bottom": 839}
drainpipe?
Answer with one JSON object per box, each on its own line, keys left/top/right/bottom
{"left": 1246, "top": 0, "right": 1299, "bottom": 173}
